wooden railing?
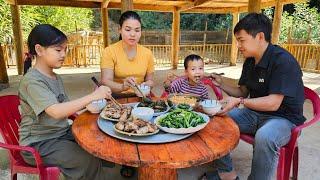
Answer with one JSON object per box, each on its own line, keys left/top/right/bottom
{"left": 2, "top": 44, "right": 320, "bottom": 72}
{"left": 282, "top": 44, "right": 320, "bottom": 72}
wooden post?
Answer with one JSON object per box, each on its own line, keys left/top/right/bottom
{"left": 121, "top": 0, "right": 133, "bottom": 13}
{"left": 271, "top": 0, "right": 283, "bottom": 44}
{"left": 202, "top": 18, "right": 208, "bottom": 57}
{"left": 10, "top": 5, "right": 24, "bottom": 75}
{"left": 171, "top": 7, "right": 180, "bottom": 69}
{"left": 248, "top": 0, "right": 261, "bottom": 13}
{"left": 101, "top": 7, "right": 109, "bottom": 48}
{"left": 0, "top": 45, "right": 9, "bottom": 90}
{"left": 230, "top": 12, "right": 239, "bottom": 66}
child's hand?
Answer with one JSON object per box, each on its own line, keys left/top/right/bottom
{"left": 91, "top": 86, "right": 111, "bottom": 100}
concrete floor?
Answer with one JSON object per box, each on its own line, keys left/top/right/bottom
{"left": 1, "top": 64, "right": 320, "bottom": 180}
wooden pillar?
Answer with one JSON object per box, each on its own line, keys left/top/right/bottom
{"left": 0, "top": 45, "right": 9, "bottom": 89}
{"left": 101, "top": 7, "right": 109, "bottom": 48}
{"left": 230, "top": 12, "right": 239, "bottom": 66}
{"left": 248, "top": 0, "right": 261, "bottom": 13}
{"left": 171, "top": 7, "right": 180, "bottom": 70}
{"left": 121, "top": 0, "right": 133, "bottom": 13}
{"left": 271, "top": 0, "right": 283, "bottom": 44}
{"left": 10, "top": 5, "right": 24, "bottom": 75}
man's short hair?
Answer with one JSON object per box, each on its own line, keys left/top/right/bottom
{"left": 234, "top": 13, "right": 272, "bottom": 42}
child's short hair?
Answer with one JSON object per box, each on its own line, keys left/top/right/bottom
{"left": 184, "top": 54, "right": 203, "bottom": 69}
{"left": 234, "top": 13, "right": 272, "bottom": 42}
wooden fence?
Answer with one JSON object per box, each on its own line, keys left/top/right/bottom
{"left": 2, "top": 43, "right": 320, "bottom": 72}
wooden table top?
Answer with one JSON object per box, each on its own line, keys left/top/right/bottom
{"left": 72, "top": 98, "right": 240, "bottom": 169}
{"left": 72, "top": 114, "right": 239, "bottom": 169}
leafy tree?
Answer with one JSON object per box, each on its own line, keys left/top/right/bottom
{"left": 0, "top": 1, "right": 93, "bottom": 43}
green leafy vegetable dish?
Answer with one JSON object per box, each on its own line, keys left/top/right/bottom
{"left": 158, "top": 109, "right": 206, "bottom": 128}
{"left": 176, "top": 103, "right": 192, "bottom": 111}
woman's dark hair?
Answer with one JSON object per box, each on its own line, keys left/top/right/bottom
{"left": 184, "top": 54, "right": 203, "bottom": 70}
{"left": 24, "top": 24, "right": 67, "bottom": 74}
{"left": 118, "top": 11, "right": 141, "bottom": 40}
{"left": 234, "top": 13, "right": 272, "bottom": 42}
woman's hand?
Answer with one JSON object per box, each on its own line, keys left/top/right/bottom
{"left": 216, "top": 96, "right": 240, "bottom": 116}
{"left": 123, "top": 76, "right": 137, "bottom": 90}
{"left": 91, "top": 86, "right": 112, "bottom": 100}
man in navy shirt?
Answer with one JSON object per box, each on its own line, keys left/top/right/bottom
{"left": 204, "top": 13, "right": 305, "bottom": 180}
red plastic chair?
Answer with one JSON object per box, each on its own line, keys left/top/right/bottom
{"left": 160, "top": 76, "right": 223, "bottom": 100}
{"left": 240, "top": 87, "right": 320, "bottom": 180}
{"left": 0, "top": 95, "right": 77, "bottom": 180}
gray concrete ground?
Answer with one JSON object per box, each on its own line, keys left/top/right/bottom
{"left": 1, "top": 64, "right": 320, "bottom": 180}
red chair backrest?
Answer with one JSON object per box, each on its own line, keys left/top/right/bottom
{"left": 296, "top": 87, "right": 320, "bottom": 131}
{"left": 0, "top": 95, "right": 22, "bottom": 160}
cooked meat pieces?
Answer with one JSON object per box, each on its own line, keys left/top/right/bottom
{"left": 115, "top": 121, "right": 125, "bottom": 131}
{"left": 132, "top": 119, "right": 147, "bottom": 127}
{"left": 115, "top": 118, "right": 158, "bottom": 135}
{"left": 124, "top": 122, "right": 139, "bottom": 132}
{"left": 104, "top": 108, "right": 121, "bottom": 119}
{"left": 147, "top": 123, "right": 158, "bottom": 133}
{"left": 136, "top": 126, "right": 149, "bottom": 134}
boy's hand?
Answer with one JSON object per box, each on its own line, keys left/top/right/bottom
{"left": 91, "top": 86, "right": 111, "bottom": 100}
{"left": 216, "top": 96, "right": 240, "bottom": 116}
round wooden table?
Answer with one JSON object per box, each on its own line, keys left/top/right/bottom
{"left": 72, "top": 98, "right": 240, "bottom": 180}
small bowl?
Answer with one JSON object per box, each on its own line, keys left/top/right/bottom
{"left": 199, "top": 99, "right": 222, "bottom": 116}
{"left": 131, "top": 107, "right": 154, "bottom": 121}
{"left": 86, "top": 99, "right": 107, "bottom": 114}
{"left": 135, "top": 85, "right": 151, "bottom": 97}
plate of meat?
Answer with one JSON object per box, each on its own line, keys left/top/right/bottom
{"left": 100, "top": 103, "right": 135, "bottom": 122}
{"left": 114, "top": 118, "right": 159, "bottom": 136}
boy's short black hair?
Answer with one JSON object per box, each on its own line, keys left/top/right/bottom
{"left": 234, "top": 13, "right": 272, "bottom": 42}
{"left": 184, "top": 54, "right": 203, "bottom": 69}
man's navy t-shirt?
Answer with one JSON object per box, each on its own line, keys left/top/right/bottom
{"left": 239, "top": 44, "right": 306, "bottom": 125}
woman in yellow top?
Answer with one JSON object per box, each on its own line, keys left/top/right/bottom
{"left": 100, "top": 11, "right": 155, "bottom": 97}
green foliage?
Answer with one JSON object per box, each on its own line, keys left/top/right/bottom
{"left": 181, "top": 13, "right": 232, "bottom": 31}
{"left": 0, "top": 0, "right": 93, "bottom": 43}
{"left": 279, "top": 2, "right": 320, "bottom": 43}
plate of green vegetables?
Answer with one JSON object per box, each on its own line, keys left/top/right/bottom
{"left": 154, "top": 109, "right": 210, "bottom": 134}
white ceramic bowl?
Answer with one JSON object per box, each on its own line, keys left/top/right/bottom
{"left": 86, "top": 99, "right": 107, "bottom": 114}
{"left": 131, "top": 107, "right": 154, "bottom": 121}
{"left": 135, "top": 85, "right": 150, "bottom": 97}
{"left": 199, "top": 99, "right": 222, "bottom": 116}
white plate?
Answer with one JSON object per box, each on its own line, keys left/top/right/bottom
{"left": 154, "top": 112, "right": 210, "bottom": 134}
{"left": 113, "top": 126, "right": 159, "bottom": 136}
{"left": 134, "top": 103, "right": 170, "bottom": 116}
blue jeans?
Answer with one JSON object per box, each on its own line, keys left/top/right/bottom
{"left": 213, "top": 107, "right": 295, "bottom": 180}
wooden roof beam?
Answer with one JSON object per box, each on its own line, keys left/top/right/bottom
{"left": 7, "top": 0, "right": 101, "bottom": 8}
{"left": 108, "top": 2, "right": 174, "bottom": 12}
{"left": 185, "top": 7, "right": 239, "bottom": 14}
{"left": 102, "top": 0, "right": 111, "bottom": 8}
{"left": 194, "top": 0, "right": 212, "bottom": 6}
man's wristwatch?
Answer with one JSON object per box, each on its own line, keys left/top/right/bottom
{"left": 239, "top": 97, "right": 245, "bottom": 105}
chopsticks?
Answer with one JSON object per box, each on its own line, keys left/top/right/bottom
{"left": 91, "top": 77, "right": 122, "bottom": 109}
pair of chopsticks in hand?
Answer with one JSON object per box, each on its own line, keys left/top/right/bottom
{"left": 91, "top": 77, "right": 122, "bottom": 109}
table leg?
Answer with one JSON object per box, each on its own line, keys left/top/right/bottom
{"left": 138, "top": 167, "right": 177, "bottom": 180}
